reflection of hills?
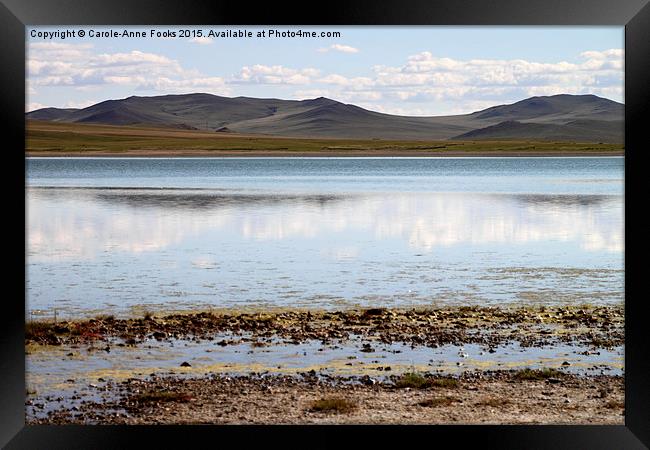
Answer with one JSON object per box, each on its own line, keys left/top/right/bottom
{"left": 89, "top": 191, "right": 617, "bottom": 211}
{"left": 93, "top": 191, "right": 344, "bottom": 210}
{"left": 512, "top": 194, "right": 615, "bottom": 207}
{"left": 27, "top": 187, "right": 343, "bottom": 210}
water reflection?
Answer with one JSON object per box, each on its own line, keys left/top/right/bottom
{"left": 513, "top": 194, "right": 612, "bottom": 207}
{"left": 25, "top": 157, "right": 624, "bottom": 316}
{"left": 95, "top": 191, "right": 343, "bottom": 210}
{"left": 27, "top": 188, "right": 623, "bottom": 262}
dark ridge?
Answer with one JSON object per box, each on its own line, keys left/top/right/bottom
{"left": 452, "top": 119, "right": 623, "bottom": 143}
{"left": 26, "top": 93, "right": 624, "bottom": 143}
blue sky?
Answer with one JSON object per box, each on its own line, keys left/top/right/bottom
{"left": 27, "top": 26, "right": 624, "bottom": 115}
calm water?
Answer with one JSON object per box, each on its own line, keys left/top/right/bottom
{"left": 26, "top": 157, "right": 624, "bottom": 318}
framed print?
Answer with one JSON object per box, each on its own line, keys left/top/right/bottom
{"left": 2, "top": 0, "right": 649, "bottom": 448}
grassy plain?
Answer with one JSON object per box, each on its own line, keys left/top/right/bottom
{"left": 26, "top": 120, "right": 624, "bottom": 157}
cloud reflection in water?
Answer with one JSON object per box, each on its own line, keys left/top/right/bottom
{"left": 27, "top": 188, "right": 623, "bottom": 262}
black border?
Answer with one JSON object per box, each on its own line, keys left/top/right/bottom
{"left": 3, "top": 1, "right": 649, "bottom": 448}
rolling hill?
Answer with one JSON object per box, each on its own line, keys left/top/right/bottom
{"left": 26, "top": 93, "right": 624, "bottom": 143}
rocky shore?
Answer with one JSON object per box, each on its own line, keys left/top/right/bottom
{"left": 25, "top": 305, "right": 624, "bottom": 425}
{"left": 26, "top": 305, "right": 623, "bottom": 350}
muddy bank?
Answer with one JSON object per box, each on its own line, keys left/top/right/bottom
{"left": 26, "top": 305, "right": 624, "bottom": 350}
{"left": 29, "top": 370, "right": 624, "bottom": 425}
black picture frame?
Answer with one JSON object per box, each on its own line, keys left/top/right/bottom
{"left": 2, "top": 0, "right": 649, "bottom": 448}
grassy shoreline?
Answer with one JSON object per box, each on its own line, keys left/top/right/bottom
{"left": 26, "top": 120, "right": 624, "bottom": 157}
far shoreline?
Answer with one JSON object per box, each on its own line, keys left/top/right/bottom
{"left": 25, "top": 150, "right": 625, "bottom": 158}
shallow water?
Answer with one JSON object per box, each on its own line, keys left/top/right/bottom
{"left": 26, "top": 157, "right": 624, "bottom": 318}
{"left": 25, "top": 335, "right": 623, "bottom": 420}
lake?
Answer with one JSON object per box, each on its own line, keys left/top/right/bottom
{"left": 26, "top": 157, "right": 624, "bottom": 318}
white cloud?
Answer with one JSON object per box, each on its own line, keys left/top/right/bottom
{"left": 292, "top": 89, "right": 333, "bottom": 99}
{"left": 92, "top": 51, "right": 177, "bottom": 67}
{"left": 136, "top": 76, "right": 229, "bottom": 93}
{"left": 369, "top": 50, "right": 624, "bottom": 91}
{"left": 29, "top": 42, "right": 93, "bottom": 60}
{"left": 305, "top": 48, "right": 624, "bottom": 115}
{"left": 26, "top": 102, "right": 47, "bottom": 112}
{"left": 336, "top": 90, "right": 383, "bottom": 102}
{"left": 27, "top": 41, "right": 624, "bottom": 116}
{"left": 318, "top": 74, "right": 373, "bottom": 89}
{"left": 318, "top": 44, "right": 359, "bottom": 54}
{"left": 64, "top": 99, "right": 98, "bottom": 109}
{"left": 189, "top": 36, "right": 213, "bottom": 45}
{"left": 233, "top": 64, "right": 319, "bottom": 85}
{"left": 580, "top": 49, "right": 623, "bottom": 60}
{"left": 27, "top": 42, "right": 232, "bottom": 97}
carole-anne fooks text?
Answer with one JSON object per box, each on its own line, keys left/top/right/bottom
{"left": 29, "top": 28, "right": 342, "bottom": 40}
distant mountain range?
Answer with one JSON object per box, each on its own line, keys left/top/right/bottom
{"left": 27, "top": 93, "right": 624, "bottom": 143}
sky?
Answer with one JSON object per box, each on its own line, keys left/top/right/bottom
{"left": 26, "top": 26, "right": 624, "bottom": 116}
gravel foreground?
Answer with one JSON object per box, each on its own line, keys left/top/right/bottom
{"left": 26, "top": 305, "right": 624, "bottom": 425}
{"left": 29, "top": 371, "right": 623, "bottom": 425}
